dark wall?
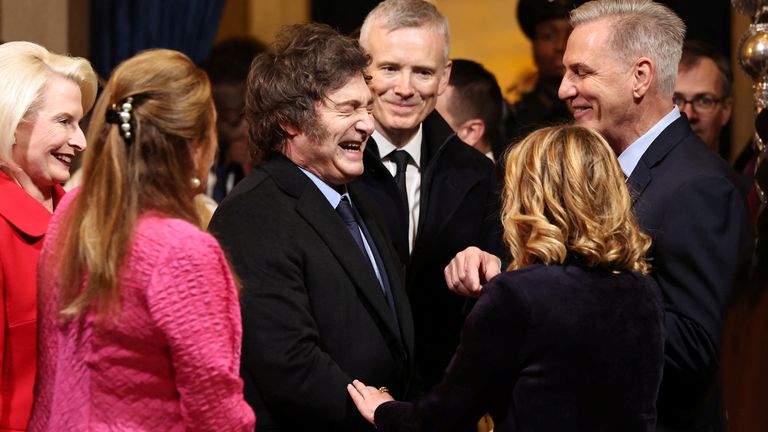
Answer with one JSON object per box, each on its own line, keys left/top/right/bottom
{"left": 311, "top": 0, "right": 381, "bottom": 36}
{"left": 661, "top": 0, "right": 732, "bottom": 56}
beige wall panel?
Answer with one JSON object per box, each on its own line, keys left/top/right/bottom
{"left": 68, "top": 0, "right": 89, "bottom": 58}
{"left": 1, "top": 0, "right": 68, "bottom": 53}
{"left": 0, "top": 0, "right": 88, "bottom": 57}
{"left": 246, "top": 0, "right": 310, "bottom": 44}
{"left": 432, "top": 0, "right": 533, "bottom": 101}
{"left": 216, "top": 0, "right": 249, "bottom": 42}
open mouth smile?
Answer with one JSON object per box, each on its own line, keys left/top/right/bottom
{"left": 339, "top": 142, "right": 362, "bottom": 152}
{"left": 52, "top": 153, "right": 74, "bottom": 165}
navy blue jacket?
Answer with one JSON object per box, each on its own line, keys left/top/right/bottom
{"left": 374, "top": 264, "right": 665, "bottom": 431}
{"left": 627, "top": 115, "right": 752, "bottom": 431}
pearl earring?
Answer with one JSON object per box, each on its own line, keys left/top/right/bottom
{"left": 191, "top": 177, "right": 201, "bottom": 189}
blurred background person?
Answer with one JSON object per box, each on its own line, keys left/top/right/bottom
{"left": 28, "top": 49, "right": 255, "bottom": 431}
{"left": 0, "top": 40, "right": 96, "bottom": 431}
{"left": 499, "top": 0, "right": 574, "bottom": 159}
{"left": 201, "top": 37, "right": 265, "bottom": 203}
{"left": 435, "top": 59, "right": 503, "bottom": 161}
{"left": 674, "top": 40, "right": 733, "bottom": 158}
{"left": 349, "top": 125, "right": 664, "bottom": 432}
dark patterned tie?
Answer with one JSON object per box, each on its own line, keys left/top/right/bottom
{"left": 390, "top": 150, "right": 410, "bottom": 210}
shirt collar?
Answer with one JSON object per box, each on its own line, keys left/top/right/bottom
{"left": 373, "top": 125, "right": 423, "bottom": 168}
{"left": 298, "top": 166, "right": 345, "bottom": 208}
{"left": 618, "top": 106, "right": 680, "bottom": 177}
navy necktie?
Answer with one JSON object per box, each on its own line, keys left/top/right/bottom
{"left": 336, "top": 196, "right": 368, "bottom": 258}
{"left": 337, "top": 196, "right": 398, "bottom": 320}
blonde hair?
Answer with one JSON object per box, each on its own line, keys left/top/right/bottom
{"left": 57, "top": 49, "right": 215, "bottom": 318}
{"left": 0, "top": 41, "right": 97, "bottom": 165}
{"left": 502, "top": 125, "right": 651, "bottom": 274}
{"left": 570, "top": 0, "right": 685, "bottom": 96}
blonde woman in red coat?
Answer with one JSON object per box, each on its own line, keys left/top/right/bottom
{"left": 0, "top": 41, "right": 96, "bottom": 431}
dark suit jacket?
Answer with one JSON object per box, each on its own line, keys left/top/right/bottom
{"left": 209, "top": 155, "right": 415, "bottom": 432}
{"left": 374, "top": 264, "right": 665, "bottom": 432}
{"left": 353, "top": 111, "right": 502, "bottom": 389}
{"left": 627, "top": 115, "right": 752, "bottom": 432}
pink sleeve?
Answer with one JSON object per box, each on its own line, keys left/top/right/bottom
{"left": 29, "top": 219, "right": 63, "bottom": 429}
{"left": 147, "top": 232, "right": 255, "bottom": 432}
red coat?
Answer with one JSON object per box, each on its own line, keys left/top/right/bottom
{"left": 0, "top": 171, "right": 63, "bottom": 431}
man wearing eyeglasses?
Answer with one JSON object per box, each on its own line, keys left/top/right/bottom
{"left": 674, "top": 40, "right": 733, "bottom": 156}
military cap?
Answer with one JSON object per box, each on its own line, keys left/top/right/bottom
{"left": 517, "top": 0, "right": 574, "bottom": 40}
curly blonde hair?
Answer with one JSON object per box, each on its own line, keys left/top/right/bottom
{"left": 502, "top": 125, "right": 651, "bottom": 274}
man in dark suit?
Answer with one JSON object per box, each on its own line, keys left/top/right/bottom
{"left": 354, "top": 0, "right": 501, "bottom": 390}
{"left": 447, "top": 1, "right": 751, "bottom": 431}
{"left": 209, "top": 23, "right": 414, "bottom": 432}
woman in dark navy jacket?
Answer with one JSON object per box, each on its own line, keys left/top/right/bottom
{"left": 348, "top": 125, "right": 664, "bottom": 432}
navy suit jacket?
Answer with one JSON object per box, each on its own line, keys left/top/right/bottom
{"left": 353, "top": 111, "right": 502, "bottom": 389}
{"left": 374, "top": 264, "right": 665, "bottom": 432}
{"left": 209, "top": 155, "right": 415, "bottom": 431}
{"left": 627, "top": 115, "right": 751, "bottom": 432}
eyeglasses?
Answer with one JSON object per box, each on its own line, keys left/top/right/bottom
{"left": 672, "top": 93, "right": 723, "bottom": 114}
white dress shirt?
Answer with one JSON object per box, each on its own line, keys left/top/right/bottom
{"left": 372, "top": 127, "right": 422, "bottom": 254}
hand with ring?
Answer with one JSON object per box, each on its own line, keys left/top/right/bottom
{"left": 347, "top": 379, "right": 395, "bottom": 424}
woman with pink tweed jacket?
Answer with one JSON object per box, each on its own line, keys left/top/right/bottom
{"left": 28, "top": 49, "right": 255, "bottom": 431}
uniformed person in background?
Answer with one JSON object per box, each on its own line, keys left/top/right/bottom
{"left": 498, "top": 0, "right": 574, "bottom": 159}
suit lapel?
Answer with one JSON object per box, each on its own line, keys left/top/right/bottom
{"left": 627, "top": 162, "right": 651, "bottom": 207}
{"left": 264, "top": 156, "right": 404, "bottom": 347}
{"left": 417, "top": 112, "right": 486, "bottom": 239}
{"left": 628, "top": 115, "right": 690, "bottom": 209}
{"left": 352, "top": 187, "right": 413, "bottom": 356}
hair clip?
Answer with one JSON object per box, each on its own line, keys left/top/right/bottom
{"left": 106, "top": 96, "right": 134, "bottom": 145}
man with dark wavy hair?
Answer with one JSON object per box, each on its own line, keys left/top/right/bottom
{"left": 210, "top": 23, "right": 414, "bottom": 432}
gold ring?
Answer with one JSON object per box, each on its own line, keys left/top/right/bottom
{"left": 378, "top": 386, "right": 389, "bottom": 393}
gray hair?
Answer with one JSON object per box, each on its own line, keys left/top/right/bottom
{"left": 571, "top": 0, "right": 685, "bottom": 95}
{"left": 359, "top": 0, "right": 450, "bottom": 62}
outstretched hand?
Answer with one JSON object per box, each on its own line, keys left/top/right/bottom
{"left": 444, "top": 246, "right": 502, "bottom": 297}
{"left": 347, "top": 379, "right": 395, "bottom": 424}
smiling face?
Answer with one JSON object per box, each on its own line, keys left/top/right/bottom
{"left": 284, "top": 74, "right": 375, "bottom": 186}
{"left": 12, "top": 74, "right": 86, "bottom": 191}
{"left": 558, "top": 20, "right": 636, "bottom": 149}
{"left": 363, "top": 23, "right": 451, "bottom": 146}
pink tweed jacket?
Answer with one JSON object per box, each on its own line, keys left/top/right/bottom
{"left": 28, "top": 190, "right": 255, "bottom": 431}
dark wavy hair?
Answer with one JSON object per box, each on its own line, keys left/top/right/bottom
{"left": 245, "top": 23, "right": 370, "bottom": 164}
